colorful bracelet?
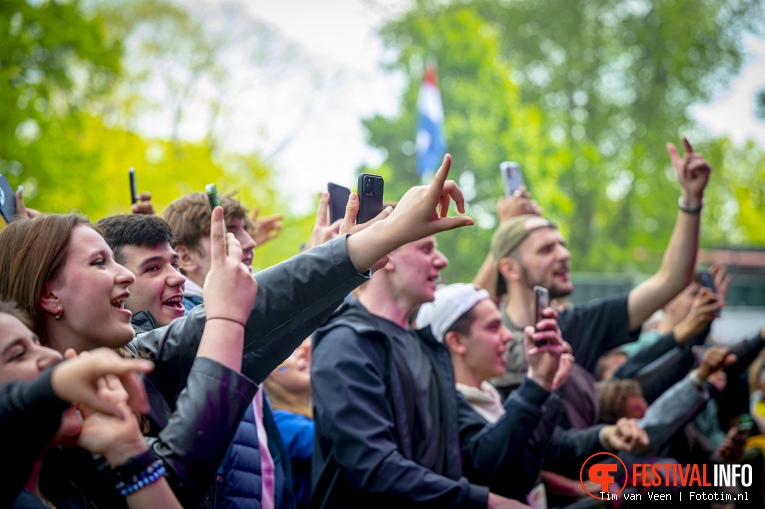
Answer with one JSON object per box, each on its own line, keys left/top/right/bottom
{"left": 115, "top": 460, "right": 166, "bottom": 496}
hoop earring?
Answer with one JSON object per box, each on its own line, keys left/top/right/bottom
{"left": 55, "top": 306, "right": 63, "bottom": 321}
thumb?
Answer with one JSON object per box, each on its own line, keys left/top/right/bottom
{"left": 429, "top": 215, "right": 474, "bottom": 234}
{"left": 340, "top": 193, "right": 359, "bottom": 234}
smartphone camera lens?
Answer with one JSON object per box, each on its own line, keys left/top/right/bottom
{"left": 364, "top": 178, "right": 372, "bottom": 194}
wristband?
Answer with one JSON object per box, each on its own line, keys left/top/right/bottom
{"left": 689, "top": 369, "right": 704, "bottom": 388}
{"left": 207, "top": 316, "right": 246, "bottom": 328}
{"left": 678, "top": 196, "right": 703, "bottom": 214}
{"left": 115, "top": 460, "right": 166, "bottom": 496}
{"left": 112, "top": 450, "right": 154, "bottom": 481}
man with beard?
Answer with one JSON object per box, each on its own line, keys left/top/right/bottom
{"left": 476, "top": 137, "right": 712, "bottom": 401}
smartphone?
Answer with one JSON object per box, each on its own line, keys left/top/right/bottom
{"left": 357, "top": 173, "right": 384, "bottom": 224}
{"left": 699, "top": 270, "right": 716, "bottom": 293}
{"left": 0, "top": 174, "right": 17, "bottom": 224}
{"left": 129, "top": 167, "right": 137, "bottom": 205}
{"left": 206, "top": 183, "right": 221, "bottom": 210}
{"left": 500, "top": 161, "right": 524, "bottom": 196}
{"left": 327, "top": 182, "right": 351, "bottom": 224}
{"left": 533, "top": 285, "right": 550, "bottom": 346}
{"left": 699, "top": 269, "right": 720, "bottom": 317}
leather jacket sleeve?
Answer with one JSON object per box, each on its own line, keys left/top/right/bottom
{"left": 0, "top": 368, "right": 69, "bottom": 507}
{"left": 131, "top": 235, "right": 370, "bottom": 403}
{"left": 146, "top": 357, "right": 258, "bottom": 509}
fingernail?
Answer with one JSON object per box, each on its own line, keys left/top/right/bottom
{"left": 17, "top": 185, "right": 22, "bottom": 195}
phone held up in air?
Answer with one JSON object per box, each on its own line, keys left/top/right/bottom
{"left": 357, "top": 173, "right": 384, "bottom": 224}
{"left": 698, "top": 269, "right": 720, "bottom": 317}
{"left": 206, "top": 183, "right": 221, "bottom": 211}
{"left": 327, "top": 182, "right": 351, "bottom": 224}
{"left": 533, "top": 285, "right": 550, "bottom": 346}
{"left": 129, "top": 167, "right": 138, "bottom": 205}
{"left": 500, "top": 161, "right": 524, "bottom": 197}
{"left": 0, "top": 174, "right": 17, "bottom": 224}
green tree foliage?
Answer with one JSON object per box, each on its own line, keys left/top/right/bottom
{"left": 361, "top": 0, "right": 765, "bottom": 284}
{"left": 1, "top": 0, "right": 121, "bottom": 213}
{"left": 1, "top": 0, "right": 308, "bottom": 269}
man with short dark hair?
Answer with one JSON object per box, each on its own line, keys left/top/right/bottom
{"left": 97, "top": 214, "right": 185, "bottom": 327}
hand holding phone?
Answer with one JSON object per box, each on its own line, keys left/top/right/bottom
{"left": 206, "top": 183, "right": 221, "bottom": 210}
{"left": 533, "top": 285, "right": 550, "bottom": 346}
{"left": 699, "top": 269, "right": 721, "bottom": 317}
{"left": 0, "top": 174, "right": 18, "bottom": 224}
{"left": 357, "top": 173, "right": 384, "bottom": 224}
{"left": 327, "top": 182, "right": 351, "bottom": 224}
{"left": 500, "top": 161, "right": 524, "bottom": 196}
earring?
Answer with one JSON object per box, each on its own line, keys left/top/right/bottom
{"left": 54, "top": 306, "right": 63, "bottom": 321}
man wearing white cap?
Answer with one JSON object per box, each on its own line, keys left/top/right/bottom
{"left": 417, "top": 283, "right": 652, "bottom": 507}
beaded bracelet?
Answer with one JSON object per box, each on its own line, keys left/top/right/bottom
{"left": 115, "top": 460, "right": 167, "bottom": 496}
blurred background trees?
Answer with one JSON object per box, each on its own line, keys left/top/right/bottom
{"left": 361, "top": 0, "right": 765, "bottom": 284}
{"left": 1, "top": 0, "right": 763, "bottom": 280}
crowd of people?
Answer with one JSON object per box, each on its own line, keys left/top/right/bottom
{"left": 1, "top": 140, "right": 764, "bottom": 509}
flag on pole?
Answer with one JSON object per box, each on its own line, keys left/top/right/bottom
{"left": 416, "top": 60, "right": 447, "bottom": 180}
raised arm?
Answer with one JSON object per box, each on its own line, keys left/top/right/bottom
{"left": 473, "top": 187, "right": 541, "bottom": 298}
{"left": 627, "top": 137, "right": 711, "bottom": 331}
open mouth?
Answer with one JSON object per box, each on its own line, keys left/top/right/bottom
{"left": 111, "top": 297, "right": 127, "bottom": 309}
{"left": 162, "top": 295, "right": 184, "bottom": 311}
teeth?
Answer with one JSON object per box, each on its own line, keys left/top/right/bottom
{"left": 111, "top": 298, "right": 125, "bottom": 308}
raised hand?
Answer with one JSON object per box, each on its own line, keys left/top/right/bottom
{"left": 77, "top": 373, "right": 148, "bottom": 467}
{"left": 496, "top": 185, "right": 541, "bottom": 223}
{"left": 384, "top": 154, "right": 474, "bottom": 243}
{"left": 525, "top": 307, "right": 565, "bottom": 391}
{"left": 14, "top": 186, "right": 41, "bottom": 220}
{"left": 131, "top": 192, "right": 156, "bottom": 215}
{"left": 551, "top": 341, "right": 574, "bottom": 391}
{"left": 696, "top": 346, "right": 736, "bottom": 381}
{"left": 204, "top": 206, "right": 258, "bottom": 327}
{"left": 52, "top": 348, "right": 153, "bottom": 419}
{"left": 304, "top": 193, "right": 342, "bottom": 250}
{"left": 710, "top": 262, "right": 732, "bottom": 308}
{"left": 666, "top": 137, "right": 712, "bottom": 206}
{"left": 251, "top": 208, "right": 283, "bottom": 247}
{"left": 602, "top": 417, "right": 649, "bottom": 452}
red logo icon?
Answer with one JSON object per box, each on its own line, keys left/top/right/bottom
{"left": 580, "top": 452, "right": 628, "bottom": 500}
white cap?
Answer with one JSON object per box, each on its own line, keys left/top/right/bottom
{"left": 416, "top": 283, "right": 490, "bottom": 342}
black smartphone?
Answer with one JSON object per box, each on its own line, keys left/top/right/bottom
{"left": 699, "top": 269, "right": 720, "bottom": 317}
{"left": 357, "top": 173, "right": 384, "bottom": 224}
{"left": 129, "top": 167, "right": 137, "bottom": 205}
{"left": 699, "top": 270, "right": 716, "bottom": 293}
{"left": 500, "top": 161, "right": 524, "bottom": 196}
{"left": 533, "top": 285, "right": 550, "bottom": 346}
{"left": 327, "top": 182, "right": 351, "bottom": 224}
{"left": 206, "top": 183, "right": 221, "bottom": 210}
{"left": 0, "top": 174, "right": 17, "bottom": 224}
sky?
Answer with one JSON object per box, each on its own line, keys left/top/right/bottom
{"left": 139, "top": 0, "right": 765, "bottom": 216}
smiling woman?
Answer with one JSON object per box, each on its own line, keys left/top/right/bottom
{"left": 0, "top": 215, "right": 136, "bottom": 354}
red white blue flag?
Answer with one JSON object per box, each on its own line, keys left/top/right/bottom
{"left": 416, "top": 60, "right": 447, "bottom": 179}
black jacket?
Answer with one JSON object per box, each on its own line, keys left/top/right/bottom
{"left": 1, "top": 368, "right": 69, "bottom": 508}
{"left": 311, "top": 301, "right": 601, "bottom": 508}
{"left": 127, "top": 236, "right": 368, "bottom": 508}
